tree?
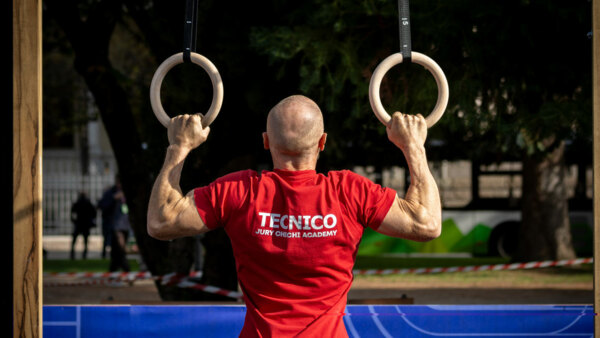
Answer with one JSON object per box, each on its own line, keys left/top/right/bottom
{"left": 44, "top": 0, "right": 266, "bottom": 300}
{"left": 249, "top": 0, "right": 593, "bottom": 260}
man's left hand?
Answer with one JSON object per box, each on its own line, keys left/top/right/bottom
{"left": 167, "top": 114, "right": 210, "bottom": 151}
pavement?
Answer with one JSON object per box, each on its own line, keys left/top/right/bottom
{"left": 43, "top": 234, "right": 141, "bottom": 262}
{"left": 43, "top": 235, "right": 103, "bottom": 260}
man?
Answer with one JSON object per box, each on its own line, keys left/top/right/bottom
{"left": 70, "top": 191, "right": 97, "bottom": 260}
{"left": 99, "top": 174, "right": 131, "bottom": 271}
{"left": 98, "top": 175, "right": 120, "bottom": 258}
{"left": 147, "top": 95, "right": 442, "bottom": 337}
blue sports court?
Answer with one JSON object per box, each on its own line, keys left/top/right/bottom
{"left": 43, "top": 304, "right": 594, "bottom": 337}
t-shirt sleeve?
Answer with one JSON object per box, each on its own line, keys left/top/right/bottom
{"left": 193, "top": 170, "right": 252, "bottom": 230}
{"left": 339, "top": 171, "right": 397, "bottom": 229}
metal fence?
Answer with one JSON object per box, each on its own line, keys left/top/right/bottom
{"left": 43, "top": 150, "right": 117, "bottom": 235}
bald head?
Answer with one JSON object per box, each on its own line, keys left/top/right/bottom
{"left": 266, "top": 95, "right": 325, "bottom": 156}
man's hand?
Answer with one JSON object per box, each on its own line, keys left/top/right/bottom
{"left": 386, "top": 112, "right": 427, "bottom": 151}
{"left": 168, "top": 114, "right": 210, "bottom": 151}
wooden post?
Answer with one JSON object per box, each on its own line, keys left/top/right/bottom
{"left": 593, "top": 0, "right": 600, "bottom": 335}
{"left": 13, "top": 0, "right": 43, "bottom": 336}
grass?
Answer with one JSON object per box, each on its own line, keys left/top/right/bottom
{"left": 353, "top": 267, "right": 594, "bottom": 286}
{"left": 352, "top": 256, "right": 593, "bottom": 287}
{"left": 43, "top": 258, "right": 140, "bottom": 273}
{"left": 353, "top": 256, "right": 511, "bottom": 270}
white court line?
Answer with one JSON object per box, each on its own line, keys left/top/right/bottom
{"left": 344, "top": 307, "right": 361, "bottom": 338}
{"left": 394, "top": 305, "right": 592, "bottom": 337}
{"left": 76, "top": 307, "right": 81, "bottom": 338}
{"left": 43, "top": 306, "right": 81, "bottom": 338}
{"left": 547, "top": 306, "right": 589, "bottom": 335}
{"left": 44, "top": 321, "right": 77, "bottom": 326}
{"left": 368, "top": 305, "right": 393, "bottom": 338}
{"left": 427, "top": 305, "right": 576, "bottom": 312}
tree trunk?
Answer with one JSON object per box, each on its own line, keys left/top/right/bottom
{"left": 45, "top": 0, "right": 238, "bottom": 301}
{"left": 515, "top": 141, "right": 576, "bottom": 261}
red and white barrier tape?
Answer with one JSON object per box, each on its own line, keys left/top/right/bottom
{"left": 43, "top": 271, "right": 242, "bottom": 299}
{"left": 45, "top": 271, "right": 153, "bottom": 280}
{"left": 44, "top": 275, "right": 243, "bottom": 299}
{"left": 176, "top": 280, "right": 242, "bottom": 299}
{"left": 352, "top": 257, "right": 593, "bottom": 276}
{"left": 44, "top": 271, "right": 202, "bottom": 283}
{"left": 44, "top": 279, "right": 129, "bottom": 287}
{"left": 156, "top": 273, "right": 242, "bottom": 299}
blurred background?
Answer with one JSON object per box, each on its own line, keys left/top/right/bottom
{"left": 41, "top": 0, "right": 594, "bottom": 303}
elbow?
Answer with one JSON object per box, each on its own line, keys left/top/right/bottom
{"left": 414, "top": 216, "right": 442, "bottom": 242}
{"left": 424, "top": 223, "right": 442, "bottom": 241}
{"left": 147, "top": 213, "right": 176, "bottom": 241}
{"left": 147, "top": 219, "right": 166, "bottom": 240}
{"left": 403, "top": 201, "right": 442, "bottom": 242}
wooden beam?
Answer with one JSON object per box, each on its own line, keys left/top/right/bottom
{"left": 593, "top": 0, "right": 600, "bottom": 335}
{"left": 13, "top": 0, "right": 43, "bottom": 336}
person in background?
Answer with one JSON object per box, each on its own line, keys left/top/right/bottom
{"left": 70, "top": 191, "right": 97, "bottom": 260}
{"left": 99, "top": 174, "right": 131, "bottom": 271}
{"left": 98, "top": 176, "right": 119, "bottom": 258}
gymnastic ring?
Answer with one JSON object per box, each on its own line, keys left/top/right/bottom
{"left": 368, "top": 52, "right": 449, "bottom": 128}
{"left": 150, "top": 52, "right": 224, "bottom": 128}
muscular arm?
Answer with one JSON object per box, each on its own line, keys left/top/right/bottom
{"left": 376, "top": 113, "right": 442, "bottom": 241}
{"left": 147, "top": 115, "right": 211, "bottom": 241}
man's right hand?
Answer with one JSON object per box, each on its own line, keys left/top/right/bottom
{"left": 167, "top": 114, "right": 210, "bottom": 151}
{"left": 386, "top": 112, "right": 427, "bottom": 151}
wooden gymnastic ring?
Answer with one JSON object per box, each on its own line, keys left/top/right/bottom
{"left": 150, "top": 52, "right": 224, "bottom": 128}
{"left": 368, "top": 52, "right": 449, "bottom": 128}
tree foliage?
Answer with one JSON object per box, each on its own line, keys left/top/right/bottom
{"left": 250, "top": 0, "right": 592, "bottom": 164}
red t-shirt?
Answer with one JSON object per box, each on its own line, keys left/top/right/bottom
{"left": 194, "top": 169, "right": 396, "bottom": 337}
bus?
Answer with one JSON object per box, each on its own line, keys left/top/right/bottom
{"left": 356, "top": 160, "right": 594, "bottom": 258}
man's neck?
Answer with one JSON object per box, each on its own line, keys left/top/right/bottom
{"left": 271, "top": 154, "right": 317, "bottom": 171}
{"left": 273, "top": 164, "right": 315, "bottom": 171}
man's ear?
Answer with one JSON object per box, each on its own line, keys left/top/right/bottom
{"left": 262, "top": 132, "right": 270, "bottom": 150}
{"left": 318, "top": 133, "right": 327, "bottom": 151}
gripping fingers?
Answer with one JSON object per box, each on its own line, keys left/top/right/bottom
{"left": 389, "top": 112, "right": 420, "bottom": 127}
{"left": 396, "top": 113, "right": 426, "bottom": 129}
{"left": 168, "top": 114, "right": 210, "bottom": 149}
{"left": 387, "top": 112, "right": 427, "bottom": 149}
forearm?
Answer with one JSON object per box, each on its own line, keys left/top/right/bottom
{"left": 379, "top": 112, "right": 441, "bottom": 240}
{"left": 398, "top": 144, "right": 442, "bottom": 240}
{"left": 147, "top": 145, "right": 193, "bottom": 240}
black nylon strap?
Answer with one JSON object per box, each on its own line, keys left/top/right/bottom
{"left": 398, "top": 0, "right": 412, "bottom": 62}
{"left": 183, "top": 0, "right": 199, "bottom": 63}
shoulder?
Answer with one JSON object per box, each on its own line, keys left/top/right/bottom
{"left": 326, "top": 169, "right": 373, "bottom": 184}
{"left": 213, "top": 169, "right": 257, "bottom": 184}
